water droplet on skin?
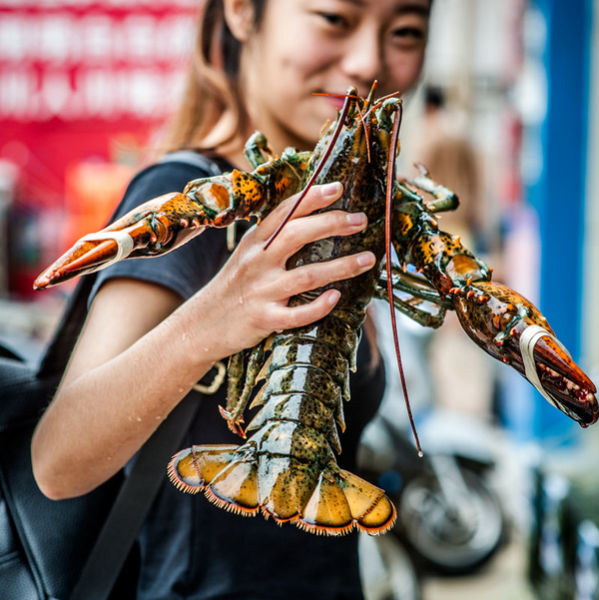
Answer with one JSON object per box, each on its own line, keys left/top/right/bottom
{"left": 239, "top": 296, "right": 244, "bottom": 304}
{"left": 182, "top": 332, "right": 187, "bottom": 341}
{"left": 136, "top": 416, "right": 142, "bottom": 422}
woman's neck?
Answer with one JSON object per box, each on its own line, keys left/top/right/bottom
{"left": 203, "top": 109, "right": 316, "bottom": 171}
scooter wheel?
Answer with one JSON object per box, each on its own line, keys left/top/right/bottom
{"left": 359, "top": 532, "right": 422, "bottom": 600}
{"left": 397, "top": 467, "right": 505, "bottom": 575}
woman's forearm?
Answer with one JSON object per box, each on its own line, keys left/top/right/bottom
{"left": 31, "top": 290, "right": 228, "bottom": 500}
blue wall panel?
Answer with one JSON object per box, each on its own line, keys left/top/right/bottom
{"left": 526, "top": 0, "right": 592, "bottom": 438}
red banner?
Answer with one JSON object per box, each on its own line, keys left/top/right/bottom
{"left": 0, "top": 0, "right": 200, "bottom": 296}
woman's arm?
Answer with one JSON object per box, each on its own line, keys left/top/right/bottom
{"left": 31, "top": 183, "right": 376, "bottom": 500}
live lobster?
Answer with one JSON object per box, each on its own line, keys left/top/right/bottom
{"left": 34, "top": 83, "right": 598, "bottom": 537}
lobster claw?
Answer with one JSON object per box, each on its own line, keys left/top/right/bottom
{"left": 34, "top": 193, "right": 208, "bottom": 290}
{"left": 451, "top": 281, "right": 598, "bottom": 427}
{"left": 523, "top": 331, "right": 598, "bottom": 426}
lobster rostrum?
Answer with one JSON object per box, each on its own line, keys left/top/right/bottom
{"left": 34, "top": 83, "right": 598, "bottom": 537}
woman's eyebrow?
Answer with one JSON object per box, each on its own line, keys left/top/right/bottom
{"left": 338, "top": 0, "right": 431, "bottom": 18}
{"left": 396, "top": 2, "right": 431, "bottom": 17}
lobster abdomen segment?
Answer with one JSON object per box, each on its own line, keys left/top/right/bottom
{"left": 167, "top": 328, "right": 396, "bottom": 535}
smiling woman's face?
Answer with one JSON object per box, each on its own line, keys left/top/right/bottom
{"left": 235, "top": 0, "right": 430, "bottom": 153}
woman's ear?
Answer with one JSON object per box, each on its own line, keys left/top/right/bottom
{"left": 223, "top": 0, "right": 255, "bottom": 42}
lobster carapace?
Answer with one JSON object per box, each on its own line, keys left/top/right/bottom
{"left": 34, "top": 83, "right": 598, "bottom": 536}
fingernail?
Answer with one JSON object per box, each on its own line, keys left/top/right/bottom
{"left": 347, "top": 212, "right": 367, "bottom": 226}
{"left": 322, "top": 182, "right": 342, "bottom": 198}
{"left": 327, "top": 289, "right": 341, "bottom": 305}
{"left": 357, "top": 252, "right": 375, "bottom": 267}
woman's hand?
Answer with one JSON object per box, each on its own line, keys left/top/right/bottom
{"left": 182, "top": 181, "right": 376, "bottom": 358}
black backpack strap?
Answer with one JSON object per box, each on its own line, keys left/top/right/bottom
{"left": 70, "top": 392, "right": 200, "bottom": 600}
{"left": 49, "top": 273, "right": 204, "bottom": 600}
{"left": 37, "top": 274, "right": 97, "bottom": 379}
{"left": 35, "top": 276, "right": 202, "bottom": 600}
{"left": 48, "top": 274, "right": 205, "bottom": 600}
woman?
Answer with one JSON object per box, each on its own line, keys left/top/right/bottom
{"left": 32, "top": 0, "right": 431, "bottom": 598}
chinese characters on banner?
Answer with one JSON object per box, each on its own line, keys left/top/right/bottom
{"left": 0, "top": 0, "right": 199, "bottom": 295}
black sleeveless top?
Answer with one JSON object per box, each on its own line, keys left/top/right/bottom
{"left": 91, "top": 157, "right": 386, "bottom": 600}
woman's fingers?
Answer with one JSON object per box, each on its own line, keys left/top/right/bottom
{"left": 266, "top": 209, "right": 369, "bottom": 258}
{"left": 272, "top": 289, "right": 343, "bottom": 331}
{"left": 219, "top": 180, "right": 380, "bottom": 344}
{"left": 276, "top": 251, "right": 376, "bottom": 298}
{"left": 254, "top": 182, "right": 343, "bottom": 240}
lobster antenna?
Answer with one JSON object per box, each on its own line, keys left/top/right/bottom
{"left": 385, "top": 102, "right": 423, "bottom": 457}
{"left": 264, "top": 92, "right": 354, "bottom": 250}
{"left": 355, "top": 104, "right": 372, "bottom": 163}
{"left": 313, "top": 92, "right": 361, "bottom": 101}
{"left": 355, "top": 81, "right": 378, "bottom": 163}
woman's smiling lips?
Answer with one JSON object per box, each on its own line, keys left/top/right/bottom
{"left": 322, "top": 93, "right": 350, "bottom": 110}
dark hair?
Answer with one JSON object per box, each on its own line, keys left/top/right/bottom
{"left": 424, "top": 85, "right": 445, "bottom": 110}
{"left": 161, "top": 0, "right": 267, "bottom": 153}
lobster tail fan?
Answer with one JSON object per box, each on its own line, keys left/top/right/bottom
{"left": 299, "top": 471, "right": 354, "bottom": 535}
{"left": 207, "top": 459, "right": 260, "bottom": 515}
{"left": 168, "top": 445, "right": 239, "bottom": 494}
{"left": 168, "top": 446, "right": 396, "bottom": 535}
{"left": 168, "top": 444, "right": 262, "bottom": 516}
{"left": 298, "top": 464, "right": 396, "bottom": 536}
{"left": 258, "top": 457, "right": 320, "bottom": 522}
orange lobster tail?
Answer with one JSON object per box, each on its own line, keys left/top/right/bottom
{"left": 168, "top": 445, "right": 396, "bottom": 536}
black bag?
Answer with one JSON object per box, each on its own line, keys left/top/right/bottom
{"left": 0, "top": 276, "right": 132, "bottom": 599}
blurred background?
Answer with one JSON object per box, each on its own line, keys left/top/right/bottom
{"left": 1, "top": 0, "right": 598, "bottom": 598}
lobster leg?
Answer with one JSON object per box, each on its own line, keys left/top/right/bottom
{"left": 391, "top": 168, "right": 599, "bottom": 427}
{"left": 405, "top": 162, "right": 459, "bottom": 213}
{"left": 374, "top": 270, "right": 448, "bottom": 329}
{"left": 220, "top": 351, "right": 248, "bottom": 437}
{"left": 220, "top": 342, "right": 266, "bottom": 437}
{"left": 244, "top": 131, "right": 275, "bottom": 167}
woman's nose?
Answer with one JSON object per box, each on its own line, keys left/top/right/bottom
{"left": 339, "top": 28, "right": 383, "bottom": 89}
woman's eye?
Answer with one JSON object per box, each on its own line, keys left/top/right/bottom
{"left": 393, "top": 27, "right": 425, "bottom": 40}
{"left": 391, "top": 25, "right": 427, "bottom": 49}
{"left": 317, "top": 12, "right": 348, "bottom": 28}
